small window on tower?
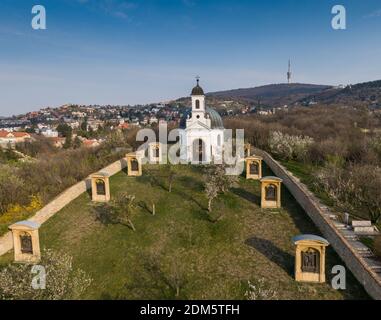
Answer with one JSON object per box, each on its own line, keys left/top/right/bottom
{"left": 195, "top": 100, "right": 200, "bottom": 109}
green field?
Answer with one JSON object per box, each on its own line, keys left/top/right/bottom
{"left": 0, "top": 164, "right": 368, "bottom": 299}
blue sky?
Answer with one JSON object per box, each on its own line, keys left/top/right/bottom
{"left": 1, "top": 0, "right": 381, "bottom": 116}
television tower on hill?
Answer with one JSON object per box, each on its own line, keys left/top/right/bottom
{"left": 287, "top": 59, "right": 292, "bottom": 84}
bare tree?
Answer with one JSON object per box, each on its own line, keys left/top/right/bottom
{"left": 204, "top": 164, "right": 238, "bottom": 194}
{"left": 160, "top": 164, "right": 176, "bottom": 193}
{"left": 96, "top": 193, "right": 137, "bottom": 231}
{"left": 113, "top": 193, "right": 137, "bottom": 231}
{"left": 205, "top": 178, "right": 219, "bottom": 212}
{"left": 203, "top": 164, "right": 239, "bottom": 213}
{"left": 167, "top": 257, "right": 187, "bottom": 297}
{"left": 168, "top": 169, "right": 176, "bottom": 193}
{"left": 142, "top": 250, "right": 187, "bottom": 298}
{"left": 315, "top": 164, "right": 381, "bottom": 223}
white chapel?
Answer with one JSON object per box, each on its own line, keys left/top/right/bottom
{"left": 179, "top": 79, "right": 225, "bottom": 164}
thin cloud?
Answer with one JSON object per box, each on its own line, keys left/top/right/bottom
{"left": 0, "top": 28, "right": 26, "bottom": 37}
{"left": 364, "top": 9, "right": 381, "bottom": 18}
{"left": 182, "top": 0, "right": 196, "bottom": 7}
{"left": 78, "top": 0, "right": 137, "bottom": 20}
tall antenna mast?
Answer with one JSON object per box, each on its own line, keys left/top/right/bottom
{"left": 287, "top": 59, "right": 292, "bottom": 84}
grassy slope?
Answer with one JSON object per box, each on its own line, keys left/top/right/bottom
{"left": 0, "top": 164, "right": 368, "bottom": 299}
{"left": 279, "top": 160, "right": 335, "bottom": 207}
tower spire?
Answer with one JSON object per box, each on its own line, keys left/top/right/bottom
{"left": 287, "top": 59, "right": 292, "bottom": 84}
{"left": 196, "top": 75, "right": 200, "bottom": 86}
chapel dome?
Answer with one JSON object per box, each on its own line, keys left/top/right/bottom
{"left": 179, "top": 106, "right": 224, "bottom": 129}
{"left": 191, "top": 84, "right": 205, "bottom": 96}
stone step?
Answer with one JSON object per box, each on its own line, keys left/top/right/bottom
{"left": 371, "top": 266, "right": 381, "bottom": 271}
{"left": 354, "top": 226, "right": 376, "bottom": 234}
{"left": 341, "top": 229, "right": 357, "bottom": 237}
{"left": 357, "top": 248, "right": 372, "bottom": 253}
{"left": 352, "top": 221, "right": 372, "bottom": 227}
{"left": 363, "top": 258, "right": 381, "bottom": 270}
{"left": 334, "top": 222, "right": 347, "bottom": 229}
{"left": 344, "top": 235, "right": 358, "bottom": 241}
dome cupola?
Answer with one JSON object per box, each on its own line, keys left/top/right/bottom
{"left": 191, "top": 77, "right": 205, "bottom": 96}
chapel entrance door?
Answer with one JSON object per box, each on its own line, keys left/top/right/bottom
{"left": 193, "top": 139, "right": 205, "bottom": 163}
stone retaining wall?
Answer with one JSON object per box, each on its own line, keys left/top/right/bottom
{"left": 0, "top": 158, "right": 127, "bottom": 256}
{"left": 254, "top": 148, "right": 381, "bottom": 300}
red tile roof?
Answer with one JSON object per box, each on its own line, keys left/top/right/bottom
{"left": 0, "top": 130, "right": 30, "bottom": 138}
{"left": 12, "top": 132, "right": 30, "bottom": 138}
{"left": 0, "top": 130, "right": 11, "bottom": 138}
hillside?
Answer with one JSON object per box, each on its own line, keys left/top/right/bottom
{"left": 207, "top": 83, "right": 332, "bottom": 106}
{"left": 0, "top": 165, "right": 367, "bottom": 299}
{"left": 303, "top": 80, "right": 381, "bottom": 107}
{"left": 177, "top": 80, "right": 381, "bottom": 111}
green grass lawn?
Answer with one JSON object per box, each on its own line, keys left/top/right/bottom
{"left": 0, "top": 164, "right": 369, "bottom": 299}
{"left": 278, "top": 159, "right": 335, "bottom": 208}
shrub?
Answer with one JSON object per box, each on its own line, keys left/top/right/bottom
{"left": 268, "top": 131, "right": 314, "bottom": 161}
{"left": 306, "top": 139, "right": 346, "bottom": 165}
{"left": 245, "top": 279, "right": 277, "bottom": 300}
{"left": 0, "top": 139, "right": 130, "bottom": 217}
{"left": 16, "top": 136, "right": 57, "bottom": 158}
{"left": 0, "top": 165, "right": 29, "bottom": 213}
{"left": 370, "top": 136, "right": 381, "bottom": 162}
{"left": 314, "top": 164, "right": 381, "bottom": 223}
{"left": 0, "top": 249, "right": 92, "bottom": 300}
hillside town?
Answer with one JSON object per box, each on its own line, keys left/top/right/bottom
{"left": 0, "top": 103, "right": 183, "bottom": 149}
{"left": 2, "top": 81, "right": 381, "bottom": 151}
{"left": 0, "top": 100, "right": 255, "bottom": 149}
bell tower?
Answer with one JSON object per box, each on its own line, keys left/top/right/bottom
{"left": 187, "top": 77, "right": 211, "bottom": 128}
{"left": 191, "top": 76, "right": 205, "bottom": 114}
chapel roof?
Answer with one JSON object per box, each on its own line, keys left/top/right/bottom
{"left": 191, "top": 78, "right": 205, "bottom": 96}
{"left": 179, "top": 106, "right": 224, "bottom": 130}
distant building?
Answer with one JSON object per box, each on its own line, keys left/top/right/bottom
{"left": 258, "top": 110, "right": 272, "bottom": 116}
{"left": 40, "top": 127, "right": 59, "bottom": 138}
{"left": 0, "top": 130, "right": 31, "bottom": 148}
{"left": 63, "top": 119, "right": 80, "bottom": 129}
{"left": 71, "top": 111, "right": 86, "bottom": 118}
{"left": 87, "top": 120, "right": 104, "bottom": 131}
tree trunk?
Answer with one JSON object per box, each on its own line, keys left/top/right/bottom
{"left": 208, "top": 199, "right": 212, "bottom": 212}
{"left": 128, "top": 219, "right": 136, "bottom": 231}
